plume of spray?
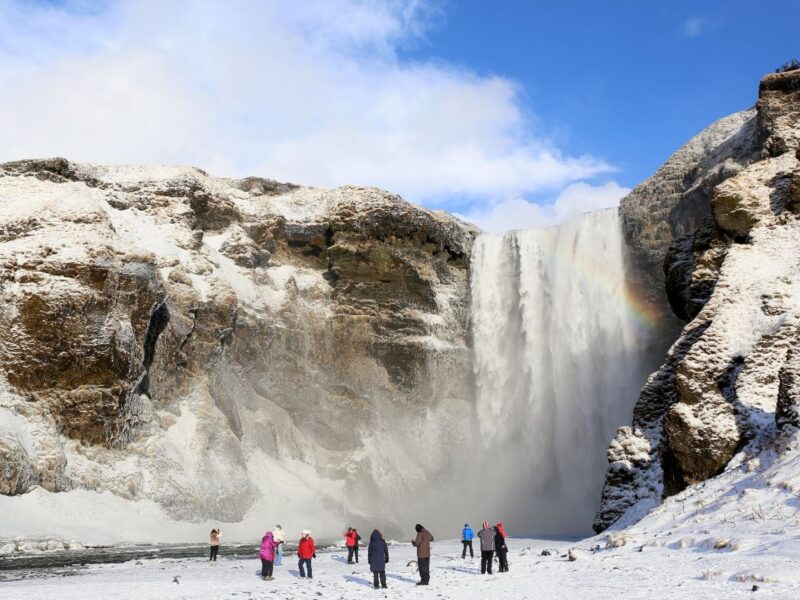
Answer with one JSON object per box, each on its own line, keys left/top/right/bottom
{"left": 462, "top": 208, "right": 661, "bottom": 535}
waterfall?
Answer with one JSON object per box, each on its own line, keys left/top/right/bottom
{"left": 469, "top": 208, "right": 652, "bottom": 535}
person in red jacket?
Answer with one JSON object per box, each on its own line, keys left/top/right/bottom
{"left": 298, "top": 530, "right": 316, "bottom": 579}
{"left": 345, "top": 527, "right": 357, "bottom": 564}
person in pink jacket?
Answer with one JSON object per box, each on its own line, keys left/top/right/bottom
{"left": 259, "top": 531, "right": 279, "bottom": 580}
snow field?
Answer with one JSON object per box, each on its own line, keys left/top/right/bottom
{"left": 5, "top": 534, "right": 800, "bottom": 600}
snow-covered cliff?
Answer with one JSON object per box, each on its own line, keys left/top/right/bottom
{"left": 2, "top": 68, "right": 799, "bottom": 549}
{"left": 0, "top": 159, "right": 478, "bottom": 540}
{"left": 596, "top": 68, "right": 800, "bottom": 532}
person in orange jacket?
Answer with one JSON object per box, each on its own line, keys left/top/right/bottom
{"left": 297, "top": 530, "right": 316, "bottom": 579}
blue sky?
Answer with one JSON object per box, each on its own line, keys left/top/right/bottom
{"left": 0, "top": 1, "right": 795, "bottom": 231}
{"left": 406, "top": 0, "right": 797, "bottom": 189}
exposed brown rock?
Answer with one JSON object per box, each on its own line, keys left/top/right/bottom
{"left": 757, "top": 69, "right": 800, "bottom": 156}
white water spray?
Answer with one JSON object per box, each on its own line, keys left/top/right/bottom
{"left": 469, "top": 208, "right": 653, "bottom": 535}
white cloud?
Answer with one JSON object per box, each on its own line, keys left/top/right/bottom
{"left": 460, "top": 181, "right": 630, "bottom": 233}
{"left": 682, "top": 15, "right": 706, "bottom": 38}
{"left": 0, "top": 0, "right": 614, "bottom": 207}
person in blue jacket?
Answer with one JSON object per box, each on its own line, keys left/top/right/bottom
{"left": 461, "top": 523, "right": 474, "bottom": 558}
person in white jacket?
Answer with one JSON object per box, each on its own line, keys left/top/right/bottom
{"left": 273, "top": 525, "right": 285, "bottom": 566}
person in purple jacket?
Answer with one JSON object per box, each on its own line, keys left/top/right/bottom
{"left": 259, "top": 530, "right": 279, "bottom": 581}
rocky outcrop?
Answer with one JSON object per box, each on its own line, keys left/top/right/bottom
{"left": 758, "top": 70, "right": 800, "bottom": 156}
{"left": 596, "top": 69, "right": 800, "bottom": 532}
{"left": 0, "top": 161, "right": 478, "bottom": 524}
{"left": 776, "top": 329, "right": 800, "bottom": 432}
{"left": 620, "top": 108, "right": 760, "bottom": 299}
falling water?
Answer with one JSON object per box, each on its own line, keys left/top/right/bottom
{"left": 469, "top": 208, "right": 654, "bottom": 535}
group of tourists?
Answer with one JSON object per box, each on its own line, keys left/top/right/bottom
{"left": 257, "top": 526, "right": 315, "bottom": 580}
{"left": 344, "top": 527, "right": 362, "bottom": 563}
{"left": 206, "top": 519, "right": 505, "bottom": 588}
{"left": 464, "top": 521, "right": 509, "bottom": 574}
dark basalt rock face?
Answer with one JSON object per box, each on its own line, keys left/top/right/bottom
{"left": 595, "top": 69, "right": 800, "bottom": 533}
{"left": 663, "top": 220, "right": 730, "bottom": 323}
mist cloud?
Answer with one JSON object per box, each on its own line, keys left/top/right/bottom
{"left": 460, "top": 181, "right": 630, "bottom": 233}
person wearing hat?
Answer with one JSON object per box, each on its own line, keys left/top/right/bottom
{"left": 297, "top": 530, "right": 317, "bottom": 579}
{"left": 345, "top": 527, "right": 357, "bottom": 564}
{"left": 411, "top": 523, "right": 434, "bottom": 585}
{"left": 461, "top": 523, "right": 474, "bottom": 559}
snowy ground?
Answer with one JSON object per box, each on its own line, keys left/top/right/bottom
{"left": 4, "top": 534, "right": 800, "bottom": 600}
{"left": 6, "top": 440, "right": 800, "bottom": 598}
{"left": 5, "top": 416, "right": 800, "bottom": 599}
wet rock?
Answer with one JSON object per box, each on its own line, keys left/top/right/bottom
{"left": 567, "top": 548, "right": 581, "bottom": 561}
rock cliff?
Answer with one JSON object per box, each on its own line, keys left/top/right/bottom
{"left": 4, "top": 69, "right": 798, "bottom": 543}
{"left": 596, "top": 69, "right": 800, "bottom": 532}
{"left": 0, "top": 159, "right": 478, "bottom": 529}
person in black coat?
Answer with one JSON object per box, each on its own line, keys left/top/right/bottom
{"left": 494, "top": 525, "right": 509, "bottom": 572}
{"left": 367, "top": 529, "right": 389, "bottom": 589}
